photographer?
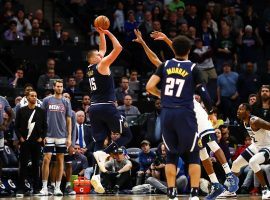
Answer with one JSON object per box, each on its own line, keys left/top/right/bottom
{"left": 101, "top": 147, "right": 132, "bottom": 194}
{"left": 150, "top": 143, "right": 166, "bottom": 180}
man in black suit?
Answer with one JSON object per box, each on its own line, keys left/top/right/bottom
{"left": 141, "top": 99, "right": 162, "bottom": 147}
{"left": 74, "top": 110, "right": 94, "bottom": 165}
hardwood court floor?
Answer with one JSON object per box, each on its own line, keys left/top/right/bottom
{"left": 0, "top": 194, "right": 264, "bottom": 200}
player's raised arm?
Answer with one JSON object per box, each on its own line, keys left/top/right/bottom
{"left": 98, "top": 30, "right": 122, "bottom": 75}
{"left": 150, "top": 31, "right": 174, "bottom": 54}
{"left": 96, "top": 28, "right": 106, "bottom": 57}
{"left": 133, "top": 29, "right": 162, "bottom": 67}
{"left": 251, "top": 117, "right": 270, "bottom": 131}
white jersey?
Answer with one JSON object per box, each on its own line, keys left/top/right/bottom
{"left": 244, "top": 116, "right": 270, "bottom": 149}
{"left": 193, "top": 98, "right": 215, "bottom": 138}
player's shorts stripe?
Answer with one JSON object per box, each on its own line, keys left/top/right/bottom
{"left": 246, "top": 147, "right": 255, "bottom": 156}
{"left": 190, "top": 132, "right": 199, "bottom": 152}
{"left": 90, "top": 102, "right": 114, "bottom": 106}
{"left": 200, "top": 129, "right": 215, "bottom": 138}
{"left": 162, "top": 134, "right": 170, "bottom": 152}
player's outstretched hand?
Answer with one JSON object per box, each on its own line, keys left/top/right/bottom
{"left": 95, "top": 27, "right": 105, "bottom": 34}
{"left": 133, "top": 29, "right": 144, "bottom": 44}
{"left": 150, "top": 31, "right": 168, "bottom": 41}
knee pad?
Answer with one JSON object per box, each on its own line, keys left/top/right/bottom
{"left": 166, "top": 153, "right": 179, "bottom": 166}
{"left": 231, "top": 155, "right": 248, "bottom": 173}
{"left": 199, "top": 147, "right": 209, "bottom": 161}
{"left": 207, "top": 141, "right": 220, "bottom": 153}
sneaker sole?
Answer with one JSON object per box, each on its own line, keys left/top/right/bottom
{"left": 90, "top": 179, "right": 105, "bottom": 194}
{"left": 93, "top": 152, "right": 109, "bottom": 173}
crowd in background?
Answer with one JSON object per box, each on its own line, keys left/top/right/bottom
{"left": 0, "top": 0, "right": 270, "bottom": 197}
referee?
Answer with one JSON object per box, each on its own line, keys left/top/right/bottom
{"left": 15, "top": 91, "right": 47, "bottom": 197}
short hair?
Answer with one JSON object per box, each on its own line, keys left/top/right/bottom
{"left": 172, "top": 35, "right": 192, "bottom": 57}
{"left": 53, "top": 79, "right": 63, "bottom": 86}
{"left": 27, "top": 90, "right": 37, "bottom": 96}
{"left": 24, "top": 83, "right": 33, "bottom": 90}
{"left": 242, "top": 103, "right": 252, "bottom": 112}
{"left": 248, "top": 94, "right": 256, "bottom": 99}
{"left": 87, "top": 49, "right": 97, "bottom": 60}
{"left": 76, "top": 110, "right": 85, "bottom": 117}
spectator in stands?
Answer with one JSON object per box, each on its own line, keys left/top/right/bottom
{"left": 163, "top": 12, "right": 179, "bottom": 35}
{"left": 134, "top": 1, "right": 144, "bottom": 24}
{"left": 191, "top": 37, "right": 216, "bottom": 84}
{"left": 72, "top": 144, "right": 89, "bottom": 176}
{"left": 37, "top": 68, "right": 61, "bottom": 91}
{"left": 124, "top": 10, "right": 140, "bottom": 43}
{"left": 60, "top": 31, "right": 73, "bottom": 46}
{"left": 65, "top": 76, "right": 81, "bottom": 97}
{"left": 204, "top": 10, "right": 218, "bottom": 37}
{"left": 115, "top": 76, "right": 135, "bottom": 105}
{"left": 168, "top": 0, "right": 185, "bottom": 12}
{"left": 150, "top": 142, "right": 166, "bottom": 180}
{"left": 12, "top": 9, "right": 32, "bottom": 36}
{"left": 237, "top": 62, "right": 260, "bottom": 103}
{"left": 129, "top": 70, "right": 140, "bottom": 91}
{"left": 25, "top": 18, "right": 45, "bottom": 46}
{"left": 47, "top": 58, "right": 56, "bottom": 70}
{"left": 74, "top": 68, "right": 84, "bottom": 86}
{"left": 117, "top": 95, "right": 140, "bottom": 116}
{"left": 248, "top": 94, "right": 257, "bottom": 106}
{"left": 8, "top": 68, "right": 26, "bottom": 88}
{"left": 4, "top": 20, "right": 24, "bottom": 41}
{"left": 15, "top": 90, "right": 46, "bottom": 197}
{"left": 220, "top": 125, "right": 238, "bottom": 149}
{"left": 78, "top": 94, "right": 90, "bottom": 124}
{"left": 152, "top": 5, "right": 163, "bottom": 23}
{"left": 215, "top": 24, "right": 237, "bottom": 73}
{"left": 198, "top": 18, "right": 216, "bottom": 47}
{"left": 216, "top": 63, "right": 239, "bottom": 123}
{"left": 252, "top": 85, "right": 270, "bottom": 121}
{"left": 50, "top": 21, "right": 62, "bottom": 46}
{"left": 144, "top": 0, "right": 163, "bottom": 12}
{"left": 141, "top": 98, "right": 162, "bottom": 147}
{"left": 101, "top": 147, "right": 132, "bottom": 194}
{"left": 185, "top": 4, "right": 200, "bottom": 30}
{"left": 237, "top": 25, "right": 262, "bottom": 71}
{"left": 136, "top": 140, "right": 156, "bottom": 185}
{"left": 113, "top": 1, "right": 125, "bottom": 34}
{"left": 261, "top": 60, "right": 270, "bottom": 86}
{"left": 139, "top": 10, "right": 153, "bottom": 42}
{"left": 225, "top": 5, "right": 244, "bottom": 35}
{"left": 75, "top": 110, "right": 94, "bottom": 158}
{"left": 34, "top": 9, "right": 50, "bottom": 32}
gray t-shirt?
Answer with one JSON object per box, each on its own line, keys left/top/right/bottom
{"left": 0, "top": 96, "right": 11, "bottom": 138}
{"left": 41, "top": 95, "right": 72, "bottom": 138}
{"left": 105, "top": 158, "right": 132, "bottom": 172}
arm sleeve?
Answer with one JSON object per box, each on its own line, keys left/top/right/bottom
{"left": 154, "top": 62, "right": 165, "bottom": 78}
{"left": 192, "top": 66, "right": 213, "bottom": 114}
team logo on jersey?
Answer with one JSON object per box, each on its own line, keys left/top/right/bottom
{"left": 87, "top": 70, "right": 94, "bottom": 77}
{"left": 48, "top": 104, "right": 65, "bottom": 112}
{"left": 123, "top": 121, "right": 129, "bottom": 128}
{"left": 198, "top": 138, "right": 203, "bottom": 148}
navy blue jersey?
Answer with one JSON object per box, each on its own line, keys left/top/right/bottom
{"left": 86, "top": 64, "right": 116, "bottom": 103}
{"left": 155, "top": 58, "right": 203, "bottom": 109}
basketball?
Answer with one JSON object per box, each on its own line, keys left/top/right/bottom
{"left": 94, "top": 15, "right": 110, "bottom": 30}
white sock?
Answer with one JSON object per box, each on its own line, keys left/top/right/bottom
{"left": 51, "top": 182, "right": 56, "bottom": 187}
{"left": 55, "top": 181, "right": 61, "bottom": 189}
{"left": 222, "top": 163, "right": 231, "bottom": 174}
{"left": 209, "top": 173, "right": 219, "bottom": 183}
{"left": 66, "top": 182, "right": 71, "bottom": 188}
{"left": 42, "top": 180, "right": 48, "bottom": 189}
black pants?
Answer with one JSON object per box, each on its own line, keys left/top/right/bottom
{"left": 101, "top": 171, "right": 131, "bottom": 190}
{"left": 18, "top": 141, "right": 41, "bottom": 191}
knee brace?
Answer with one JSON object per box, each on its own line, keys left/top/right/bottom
{"left": 199, "top": 147, "right": 209, "bottom": 161}
{"left": 249, "top": 152, "right": 265, "bottom": 173}
{"left": 231, "top": 155, "right": 249, "bottom": 173}
{"left": 207, "top": 141, "right": 220, "bottom": 153}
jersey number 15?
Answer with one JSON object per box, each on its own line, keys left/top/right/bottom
{"left": 89, "top": 77, "right": 97, "bottom": 91}
{"left": 164, "top": 77, "right": 185, "bottom": 97}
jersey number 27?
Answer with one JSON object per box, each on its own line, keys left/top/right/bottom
{"left": 89, "top": 77, "right": 97, "bottom": 91}
{"left": 164, "top": 77, "right": 185, "bottom": 97}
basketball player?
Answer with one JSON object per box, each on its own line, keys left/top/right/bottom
{"left": 134, "top": 30, "right": 238, "bottom": 199}
{"left": 38, "top": 80, "right": 72, "bottom": 196}
{"left": 230, "top": 103, "right": 270, "bottom": 200}
{"left": 0, "top": 96, "right": 14, "bottom": 188}
{"left": 86, "top": 28, "right": 131, "bottom": 151}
